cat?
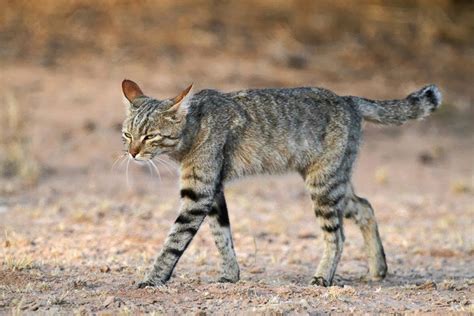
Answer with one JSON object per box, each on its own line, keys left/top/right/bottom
{"left": 120, "top": 79, "right": 442, "bottom": 287}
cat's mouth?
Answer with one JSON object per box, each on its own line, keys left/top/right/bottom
{"left": 132, "top": 158, "right": 149, "bottom": 164}
{"left": 130, "top": 155, "right": 151, "bottom": 162}
{"left": 132, "top": 151, "right": 167, "bottom": 162}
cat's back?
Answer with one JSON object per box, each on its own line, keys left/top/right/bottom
{"left": 193, "top": 86, "right": 340, "bottom": 110}
{"left": 225, "top": 86, "right": 339, "bottom": 110}
{"left": 191, "top": 86, "right": 360, "bottom": 135}
{"left": 224, "top": 86, "right": 356, "bottom": 128}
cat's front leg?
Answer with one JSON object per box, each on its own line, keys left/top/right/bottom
{"left": 138, "top": 192, "right": 215, "bottom": 287}
{"left": 138, "top": 155, "right": 222, "bottom": 288}
{"left": 208, "top": 188, "right": 240, "bottom": 283}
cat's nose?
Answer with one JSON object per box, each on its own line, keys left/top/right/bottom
{"left": 129, "top": 146, "right": 140, "bottom": 158}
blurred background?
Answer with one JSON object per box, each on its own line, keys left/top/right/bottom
{"left": 0, "top": 1, "right": 473, "bottom": 313}
{"left": 0, "top": 0, "right": 473, "bottom": 189}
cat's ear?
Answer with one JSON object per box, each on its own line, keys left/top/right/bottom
{"left": 122, "top": 79, "right": 144, "bottom": 112}
{"left": 166, "top": 84, "right": 194, "bottom": 116}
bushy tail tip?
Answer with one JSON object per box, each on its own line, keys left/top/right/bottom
{"left": 410, "top": 84, "right": 442, "bottom": 113}
{"left": 349, "top": 84, "right": 443, "bottom": 125}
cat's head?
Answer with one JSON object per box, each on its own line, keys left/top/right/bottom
{"left": 121, "top": 79, "right": 193, "bottom": 160}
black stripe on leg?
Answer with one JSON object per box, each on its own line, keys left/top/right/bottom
{"left": 217, "top": 210, "right": 230, "bottom": 226}
{"left": 209, "top": 206, "right": 230, "bottom": 226}
{"left": 344, "top": 210, "right": 355, "bottom": 219}
{"left": 181, "top": 227, "right": 198, "bottom": 235}
{"left": 175, "top": 214, "right": 193, "bottom": 224}
{"left": 166, "top": 248, "right": 184, "bottom": 257}
{"left": 180, "top": 189, "right": 202, "bottom": 202}
{"left": 168, "top": 226, "right": 199, "bottom": 239}
{"left": 314, "top": 209, "right": 337, "bottom": 219}
{"left": 188, "top": 208, "right": 208, "bottom": 216}
{"left": 356, "top": 196, "right": 371, "bottom": 208}
{"left": 314, "top": 193, "right": 345, "bottom": 207}
{"left": 215, "top": 193, "right": 230, "bottom": 226}
{"left": 321, "top": 223, "right": 340, "bottom": 233}
{"left": 208, "top": 206, "right": 218, "bottom": 217}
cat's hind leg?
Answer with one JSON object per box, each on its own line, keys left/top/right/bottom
{"left": 304, "top": 166, "right": 348, "bottom": 287}
{"left": 344, "top": 186, "right": 387, "bottom": 280}
{"left": 208, "top": 188, "right": 240, "bottom": 283}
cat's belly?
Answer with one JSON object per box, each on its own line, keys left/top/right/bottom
{"left": 225, "top": 150, "right": 287, "bottom": 180}
{"left": 223, "top": 139, "right": 320, "bottom": 181}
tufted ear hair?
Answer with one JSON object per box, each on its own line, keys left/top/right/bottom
{"left": 166, "top": 84, "right": 194, "bottom": 116}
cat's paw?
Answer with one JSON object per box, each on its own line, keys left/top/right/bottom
{"left": 137, "top": 279, "right": 166, "bottom": 289}
{"left": 217, "top": 275, "right": 239, "bottom": 283}
{"left": 366, "top": 271, "right": 387, "bottom": 282}
{"left": 367, "top": 260, "right": 388, "bottom": 281}
{"left": 310, "top": 276, "right": 330, "bottom": 287}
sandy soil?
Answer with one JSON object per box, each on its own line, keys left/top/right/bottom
{"left": 0, "top": 62, "right": 473, "bottom": 314}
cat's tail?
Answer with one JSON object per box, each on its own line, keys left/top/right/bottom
{"left": 344, "top": 85, "right": 442, "bottom": 125}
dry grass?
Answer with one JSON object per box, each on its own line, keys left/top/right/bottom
{"left": 0, "top": 92, "right": 40, "bottom": 191}
{"left": 47, "top": 291, "right": 70, "bottom": 306}
{"left": 451, "top": 180, "right": 471, "bottom": 194}
{"left": 3, "top": 256, "right": 36, "bottom": 272}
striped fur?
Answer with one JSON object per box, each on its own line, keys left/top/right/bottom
{"left": 120, "top": 80, "right": 441, "bottom": 287}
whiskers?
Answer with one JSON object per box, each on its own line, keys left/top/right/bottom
{"left": 111, "top": 152, "right": 128, "bottom": 171}
{"left": 111, "top": 151, "right": 178, "bottom": 189}
{"left": 153, "top": 156, "right": 178, "bottom": 175}
{"left": 111, "top": 152, "right": 133, "bottom": 188}
{"left": 147, "top": 160, "right": 162, "bottom": 182}
{"left": 126, "top": 156, "right": 131, "bottom": 188}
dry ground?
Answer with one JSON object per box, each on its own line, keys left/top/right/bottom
{"left": 0, "top": 59, "right": 473, "bottom": 314}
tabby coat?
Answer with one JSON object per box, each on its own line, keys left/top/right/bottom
{"left": 120, "top": 79, "right": 442, "bottom": 287}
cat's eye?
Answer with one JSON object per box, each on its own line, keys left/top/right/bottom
{"left": 123, "top": 132, "right": 132, "bottom": 139}
{"left": 143, "top": 134, "right": 158, "bottom": 141}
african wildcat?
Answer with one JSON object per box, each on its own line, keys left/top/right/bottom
{"left": 120, "top": 79, "right": 442, "bottom": 287}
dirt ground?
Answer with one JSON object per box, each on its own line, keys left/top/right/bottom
{"left": 0, "top": 58, "right": 473, "bottom": 314}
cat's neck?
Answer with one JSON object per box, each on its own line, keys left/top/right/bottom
{"left": 166, "top": 102, "right": 202, "bottom": 162}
